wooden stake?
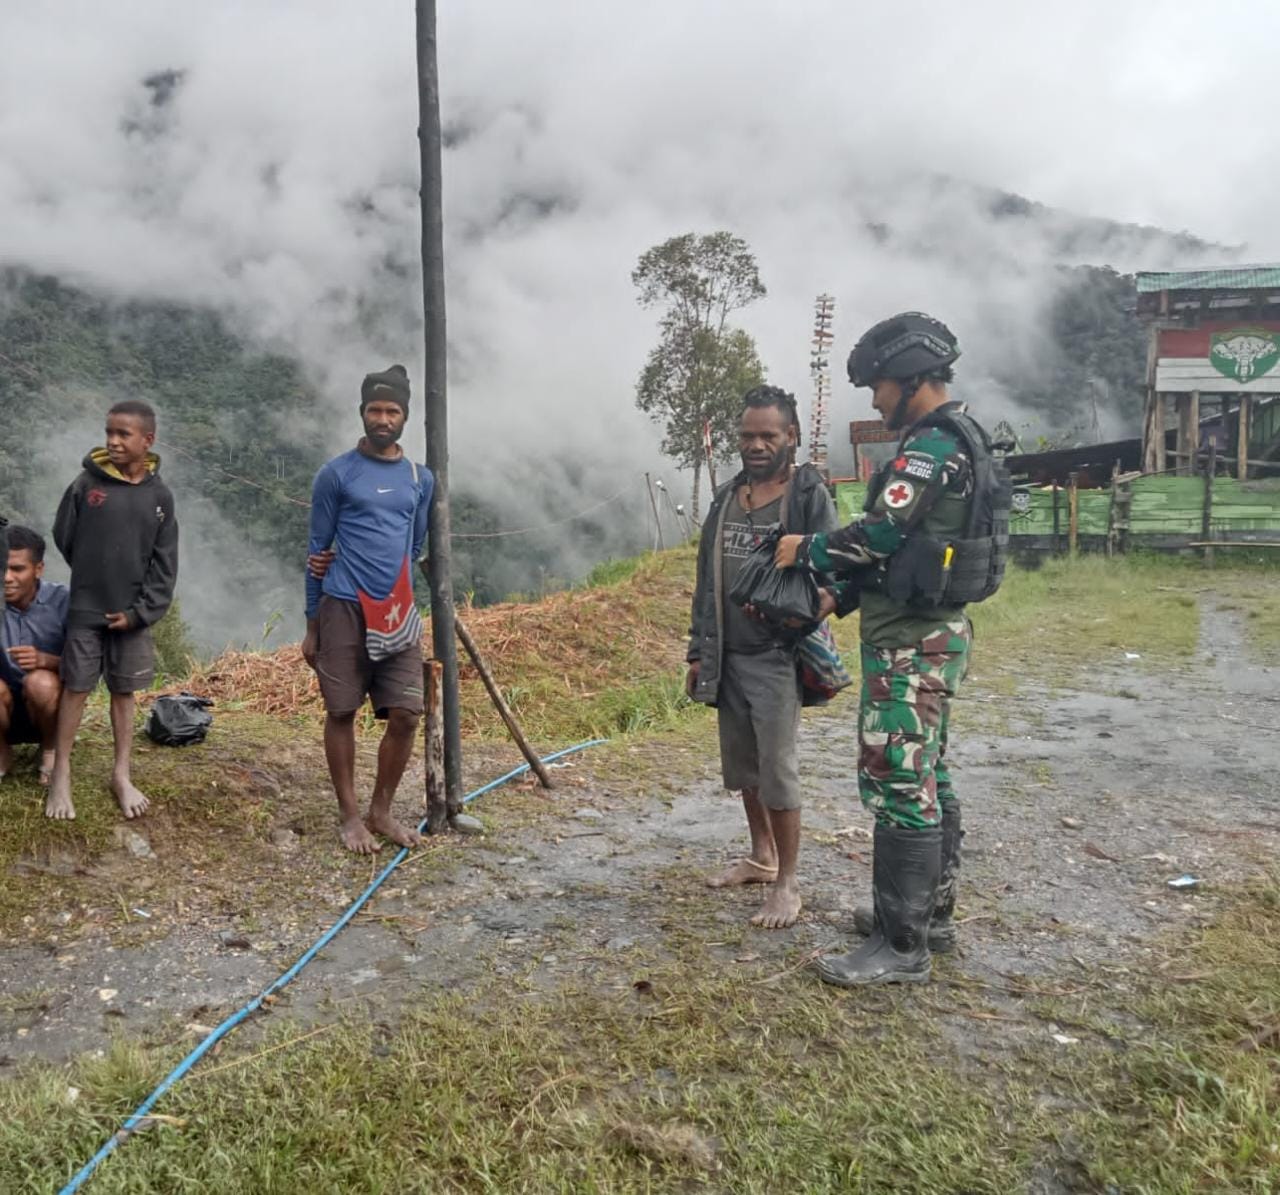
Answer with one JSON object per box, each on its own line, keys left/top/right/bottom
{"left": 1238, "top": 395, "right": 1251, "bottom": 481}
{"left": 1105, "top": 461, "right": 1119, "bottom": 559}
{"left": 1067, "top": 471, "right": 1079, "bottom": 555}
{"left": 1152, "top": 391, "right": 1166, "bottom": 473}
{"left": 423, "top": 658, "right": 448, "bottom": 833}
{"left": 1202, "top": 437, "right": 1216, "bottom": 568}
{"left": 1051, "top": 482, "right": 1061, "bottom": 556}
{"left": 456, "top": 618, "right": 554, "bottom": 790}
{"left": 1141, "top": 325, "right": 1161, "bottom": 474}
{"left": 1185, "top": 390, "right": 1201, "bottom": 477}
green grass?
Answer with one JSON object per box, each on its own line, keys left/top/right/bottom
{"left": 0, "top": 704, "right": 343, "bottom": 943}
{"left": 1, "top": 964, "right": 1039, "bottom": 1194}
{"left": 1030, "top": 878, "right": 1280, "bottom": 1193}
{"left": 579, "top": 553, "right": 655, "bottom": 590}
{"left": 1213, "top": 574, "right": 1280, "bottom": 659}
{"left": 972, "top": 553, "right": 1202, "bottom": 666}
{"left": 825, "top": 552, "right": 1208, "bottom": 694}
{"left": 6, "top": 547, "right": 1280, "bottom": 1191}
{"left": 6, "top": 879, "right": 1279, "bottom": 1193}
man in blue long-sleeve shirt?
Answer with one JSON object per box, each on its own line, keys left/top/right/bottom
{"left": 303, "top": 365, "right": 434, "bottom": 854}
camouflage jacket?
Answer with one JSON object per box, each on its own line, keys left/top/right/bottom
{"left": 799, "top": 403, "right": 974, "bottom": 648}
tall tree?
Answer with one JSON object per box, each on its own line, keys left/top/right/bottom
{"left": 632, "top": 232, "right": 766, "bottom": 518}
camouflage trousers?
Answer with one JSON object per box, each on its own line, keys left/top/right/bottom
{"left": 858, "top": 617, "right": 972, "bottom": 831}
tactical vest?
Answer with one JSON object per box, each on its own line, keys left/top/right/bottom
{"left": 863, "top": 406, "right": 1011, "bottom": 606}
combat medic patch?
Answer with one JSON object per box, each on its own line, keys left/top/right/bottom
{"left": 892, "top": 451, "right": 939, "bottom": 482}
{"left": 884, "top": 480, "right": 915, "bottom": 509}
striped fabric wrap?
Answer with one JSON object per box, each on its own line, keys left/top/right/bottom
{"left": 357, "top": 557, "right": 424, "bottom": 662}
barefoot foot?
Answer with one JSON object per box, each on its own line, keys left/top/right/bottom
{"left": 365, "top": 810, "right": 422, "bottom": 849}
{"left": 340, "top": 816, "right": 382, "bottom": 854}
{"left": 705, "top": 857, "right": 778, "bottom": 888}
{"left": 39, "top": 750, "right": 55, "bottom": 787}
{"left": 111, "top": 775, "right": 150, "bottom": 819}
{"left": 750, "top": 884, "right": 802, "bottom": 929}
{"left": 45, "top": 773, "right": 76, "bottom": 820}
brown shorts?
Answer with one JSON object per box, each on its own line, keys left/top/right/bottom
{"left": 61, "top": 623, "right": 156, "bottom": 694}
{"left": 314, "top": 596, "right": 424, "bottom": 718}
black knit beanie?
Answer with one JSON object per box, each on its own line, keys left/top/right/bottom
{"left": 360, "top": 364, "right": 411, "bottom": 413}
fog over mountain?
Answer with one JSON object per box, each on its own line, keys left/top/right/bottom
{"left": 1, "top": 1, "right": 1273, "bottom": 645}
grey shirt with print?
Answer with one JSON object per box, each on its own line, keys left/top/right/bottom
{"left": 720, "top": 490, "right": 783, "bottom": 653}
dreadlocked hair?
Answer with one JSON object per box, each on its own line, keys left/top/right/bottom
{"left": 740, "top": 385, "right": 801, "bottom": 446}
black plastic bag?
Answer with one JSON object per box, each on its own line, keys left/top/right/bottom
{"left": 146, "top": 692, "right": 213, "bottom": 746}
{"left": 726, "top": 530, "right": 821, "bottom": 625}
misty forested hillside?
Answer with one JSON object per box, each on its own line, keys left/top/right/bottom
{"left": 995, "top": 263, "right": 1148, "bottom": 443}
{"left": 0, "top": 269, "right": 632, "bottom": 644}
{"left": 1, "top": 183, "right": 1165, "bottom": 647}
{"left": 1, "top": 253, "right": 1151, "bottom": 566}
{"left": 0, "top": 261, "right": 1148, "bottom": 618}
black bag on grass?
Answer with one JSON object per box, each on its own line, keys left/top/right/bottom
{"left": 146, "top": 692, "right": 213, "bottom": 746}
{"left": 726, "top": 530, "right": 821, "bottom": 626}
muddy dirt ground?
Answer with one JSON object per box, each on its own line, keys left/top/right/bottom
{"left": 2, "top": 601, "right": 1277, "bottom": 1096}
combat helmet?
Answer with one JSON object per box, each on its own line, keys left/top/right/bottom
{"left": 847, "top": 312, "right": 960, "bottom": 389}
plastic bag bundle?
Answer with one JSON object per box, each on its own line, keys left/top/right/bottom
{"left": 726, "top": 530, "right": 821, "bottom": 626}
{"left": 146, "top": 692, "right": 214, "bottom": 747}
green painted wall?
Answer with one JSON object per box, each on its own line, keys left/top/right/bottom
{"left": 832, "top": 475, "right": 1280, "bottom": 539}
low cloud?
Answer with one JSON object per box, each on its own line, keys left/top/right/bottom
{"left": 2, "top": 0, "right": 1272, "bottom": 616}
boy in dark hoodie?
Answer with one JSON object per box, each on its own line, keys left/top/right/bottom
{"left": 45, "top": 400, "right": 179, "bottom": 820}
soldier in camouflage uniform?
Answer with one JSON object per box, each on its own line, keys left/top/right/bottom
{"left": 776, "top": 312, "right": 1006, "bottom": 985}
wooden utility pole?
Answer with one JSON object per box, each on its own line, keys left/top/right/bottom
{"left": 1202, "top": 437, "right": 1217, "bottom": 567}
{"left": 416, "top": 0, "right": 462, "bottom": 811}
{"left": 1051, "top": 482, "right": 1061, "bottom": 555}
{"left": 1067, "top": 471, "right": 1079, "bottom": 554}
{"left": 1237, "top": 395, "right": 1251, "bottom": 480}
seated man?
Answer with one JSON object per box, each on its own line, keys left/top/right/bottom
{"left": 0, "top": 525, "right": 69, "bottom": 784}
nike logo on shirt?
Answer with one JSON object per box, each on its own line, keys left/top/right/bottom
{"left": 376, "top": 487, "right": 393, "bottom": 493}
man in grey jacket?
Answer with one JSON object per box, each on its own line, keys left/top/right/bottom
{"left": 687, "top": 386, "right": 837, "bottom": 928}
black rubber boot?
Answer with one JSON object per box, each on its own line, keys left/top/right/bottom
{"left": 851, "top": 805, "right": 962, "bottom": 953}
{"left": 929, "top": 804, "right": 963, "bottom": 952}
{"left": 816, "top": 823, "right": 941, "bottom": 987}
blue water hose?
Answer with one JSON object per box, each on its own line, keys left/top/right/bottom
{"left": 58, "top": 737, "right": 607, "bottom": 1194}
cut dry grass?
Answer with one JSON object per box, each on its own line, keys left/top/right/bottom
{"left": 179, "top": 549, "right": 1218, "bottom": 741}
{"left": 171, "top": 548, "right": 698, "bottom": 743}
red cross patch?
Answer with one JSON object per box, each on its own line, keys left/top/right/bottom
{"left": 892, "top": 456, "right": 908, "bottom": 471}
{"left": 884, "top": 480, "right": 915, "bottom": 509}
